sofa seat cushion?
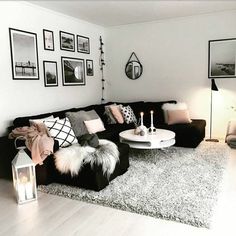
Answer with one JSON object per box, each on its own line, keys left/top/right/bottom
{"left": 97, "top": 123, "right": 135, "bottom": 142}
{"left": 49, "top": 142, "right": 129, "bottom": 191}
{"left": 157, "top": 119, "right": 206, "bottom": 148}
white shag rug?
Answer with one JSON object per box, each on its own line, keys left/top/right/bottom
{"left": 38, "top": 142, "right": 229, "bottom": 228}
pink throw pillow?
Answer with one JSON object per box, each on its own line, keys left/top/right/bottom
{"left": 167, "top": 109, "right": 192, "bottom": 125}
{"left": 84, "top": 118, "right": 105, "bottom": 134}
{"left": 109, "top": 105, "right": 124, "bottom": 124}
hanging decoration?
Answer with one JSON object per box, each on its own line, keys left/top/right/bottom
{"left": 125, "top": 52, "right": 143, "bottom": 80}
{"left": 99, "top": 36, "right": 105, "bottom": 104}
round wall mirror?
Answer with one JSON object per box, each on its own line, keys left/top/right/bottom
{"left": 125, "top": 52, "right": 143, "bottom": 80}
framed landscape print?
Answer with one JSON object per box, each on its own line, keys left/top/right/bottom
{"left": 43, "top": 61, "right": 58, "bottom": 87}
{"left": 60, "top": 31, "right": 75, "bottom": 52}
{"left": 77, "top": 35, "right": 90, "bottom": 54}
{"left": 43, "top": 29, "right": 54, "bottom": 51}
{"left": 208, "top": 38, "right": 236, "bottom": 78}
{"left": 61, "top": 57, "right": 85, "bottom": 86}
{"left": 9, "top": 28, "right": 39, "bottom": 80}
{"left": 86, "top": 59, "right": 94, "bottom": 76}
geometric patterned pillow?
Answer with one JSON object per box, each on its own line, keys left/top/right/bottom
{"left": 44, "top": 117, "right": 77, "bottom": 147}
{"left": 120, "top": 105, "right": 137, "bottom": 124}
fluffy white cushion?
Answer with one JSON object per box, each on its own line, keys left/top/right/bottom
{"left": 54, "top": 139, "right": 119, "bottom": 178}
{"left": 29, "top": 115, "right": 55, "bottom": 125}
{"left": 84, "top": 118, "right": 105, "bottom": 134}
{"left": 162, "top": 102, "right": 188, "bottom": 124}
{"left": 44, "top": 117, "right": 77, "bottom": 147}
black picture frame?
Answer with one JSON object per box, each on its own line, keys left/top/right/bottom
{"left": 208, "top": 38, "right": 236, "bottom": 79}
{"left": 9, "top": 28, "right": 39, "bottom": 80}
{"left": 43, "top": 61, "right": 58, "bottom": 87}
{"left": 86, "top": 59, "right": 94, "bottom": 76}
{"left": 61, "top": 57, "right": 86, "bottom": 86}
{"left": 43, "top": 29, "right": 54, "bottom": 51}
{"left": 77, "top": 35, "right": 90, "bottom": 54}
{"left": 60, "top": 31, "right": 75, "bottom": 52}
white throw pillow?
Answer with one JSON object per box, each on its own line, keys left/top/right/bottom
{"left": 162, "top": 102, "right": 188, "bottom": 124}
{"left": 44, "top": 117, "right": 77, "bottom": 147}
{"left": 84, "top": 118, "right": 105, "bottom": 134}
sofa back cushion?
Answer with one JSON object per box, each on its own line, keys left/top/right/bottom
{"left": 66, "top": 110, "right": 100, "bottom": 137}
{"left": 12, "top": 102, "right": 114, "bottom": 128}
{"left": 142, "top": 101, "right": 176, "bottom": 126}
{"left": 118, "top": 101, "right": 145, "bottom": 118}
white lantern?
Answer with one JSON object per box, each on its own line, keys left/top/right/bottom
{"left": 12, "top": 148, "right": 37, "bottom": 204}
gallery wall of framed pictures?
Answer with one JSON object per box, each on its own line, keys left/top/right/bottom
{"left": 9, "top": 27, "right": 96, "bottom": 87}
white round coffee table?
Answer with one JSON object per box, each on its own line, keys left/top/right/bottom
{"left": 119, "top": 129, "right": 175, "bottom": 149}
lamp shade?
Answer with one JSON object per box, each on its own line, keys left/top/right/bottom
{"left": 12, "top": 148, "right": 37, "bottom": 204}
{"left": 211, "top": 79, "right": 219, "bottom": 91}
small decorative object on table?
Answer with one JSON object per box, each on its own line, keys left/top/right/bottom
{"left": 12, "top": 137, "right": 37, "bottom": 204}
{"left": 148, "top": 110, "right": 157, "bottom": 134}
{"left": 139, "top": 112, "right": 148, "bottom": 136}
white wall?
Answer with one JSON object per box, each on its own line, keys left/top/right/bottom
{"left": 106, "top": 11, "right": 236, "bottom": 139}
{"left": 0, "top": 1, "right": 105, "bottom": 136}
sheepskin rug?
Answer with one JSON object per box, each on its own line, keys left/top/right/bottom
{"left": 54, "top": 139, "right": 119, "bottom": 178}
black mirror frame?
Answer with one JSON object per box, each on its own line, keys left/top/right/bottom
{"left": 125, "top": 52, "right": 143, "bottom": 80}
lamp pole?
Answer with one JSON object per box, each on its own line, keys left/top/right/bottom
{"left": 206, "top": 79, "right": 219, "bottom": 142}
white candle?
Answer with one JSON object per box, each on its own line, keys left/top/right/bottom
{"left": 18, "top": 184, "right": 26, "bottom": 202}
{"left": 150, "top": 110, "right": 154, "bottom": 127}
{"left": 140, "top": 112, "right": 144, "bottom": 126}
{"left": 25, "top": 183, "right": 33, "bottom": 199}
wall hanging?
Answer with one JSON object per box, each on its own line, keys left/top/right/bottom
{"left": 86, "top": 60, "right": 94, "bottom": 76}
{"left": 61, "top": 57, "right": 85, "bottom": 86}
{"left": 208, "top": 38, "right": 236, "bottom": 78}
{"left": 60, "top": 31, "right": 75, "bottom": 52}
{"left": 43, "top": 29, "right": 54, "bottom": 51}
{"left": 77, "top": 35, "right": 90, "bottom": 54}
{"left": 43, "top": 61, "right": 58, "bottom": 87}
{"left": 125, "top": 52, "right": 143, "bottom": 80}
{"left": 9, "top": 28, "right": 39, "bottom": 80}
{"left": 99, "top": 36, "right": 105, "bottom": 103}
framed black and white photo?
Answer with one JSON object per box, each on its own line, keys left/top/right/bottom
{"left": 208, "top": 38, "right": 236, "bottom": 78}
{"left": 43, "top": 29, "right": 54, "bottom": 51}
{"left": 60, "top": 31, "right": 75, "bottom": 52}
{"left": 77, "top": 35, "right": 90, "bottom": 54}
{"left": 61, "top": 57, "right": 85, "bottom": 86}
{"left": 9, "top": 28, "right": 39, "bottom": 80}
{"left": 86, "top": 59, "right": 94, "bottom": 76}
{"left": 43, "top": 61, "right": 58, "bottom": 87}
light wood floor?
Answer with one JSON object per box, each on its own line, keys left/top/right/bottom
{"left": 1, "top": 145, "right": 236, "bottom": 236}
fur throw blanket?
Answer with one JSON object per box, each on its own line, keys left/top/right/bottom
{"left": 54, "top": 139, "right": 119, "bottom": 178}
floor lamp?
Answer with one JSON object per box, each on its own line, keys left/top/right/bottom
{"left": 206, "top": 79, "right": 219, "bottom": 142}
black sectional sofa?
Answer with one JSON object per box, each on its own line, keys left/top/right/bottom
{"left": 0, "top": 100, "right": 206, "bottom": 191}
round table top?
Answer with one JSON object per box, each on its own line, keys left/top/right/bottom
{"left": 119, "top": 129, "right": 175, "bottom": 142}
{"left": 119, "top": 128, "right": 175, "bottom": 149}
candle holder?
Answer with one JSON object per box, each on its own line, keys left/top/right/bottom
{"left": 12, "top": 137, "right": 37, "bottom": 204}
{"left": 148, "top": 110, "right": 157, "bottom": 135}
{"left": 148, "top": 126, "right": 157, "bottom": 135}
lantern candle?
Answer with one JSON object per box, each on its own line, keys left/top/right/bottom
{"left": 150, "top": 110, "right": 154, "bottom": 127}
{"left": 140, "top": 112, "right": 144, "bottom": 126}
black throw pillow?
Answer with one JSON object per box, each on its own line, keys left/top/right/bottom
{"left": 78, "top": 134, "right": 99, "bottom": 148}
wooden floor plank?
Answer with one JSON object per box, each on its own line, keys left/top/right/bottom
{"left": 0, "top": 146, "right": 235, "bottom": 235}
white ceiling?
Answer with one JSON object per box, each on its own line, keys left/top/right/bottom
{"left": 30, "top": 1, "right": 236, "bottom": 27}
